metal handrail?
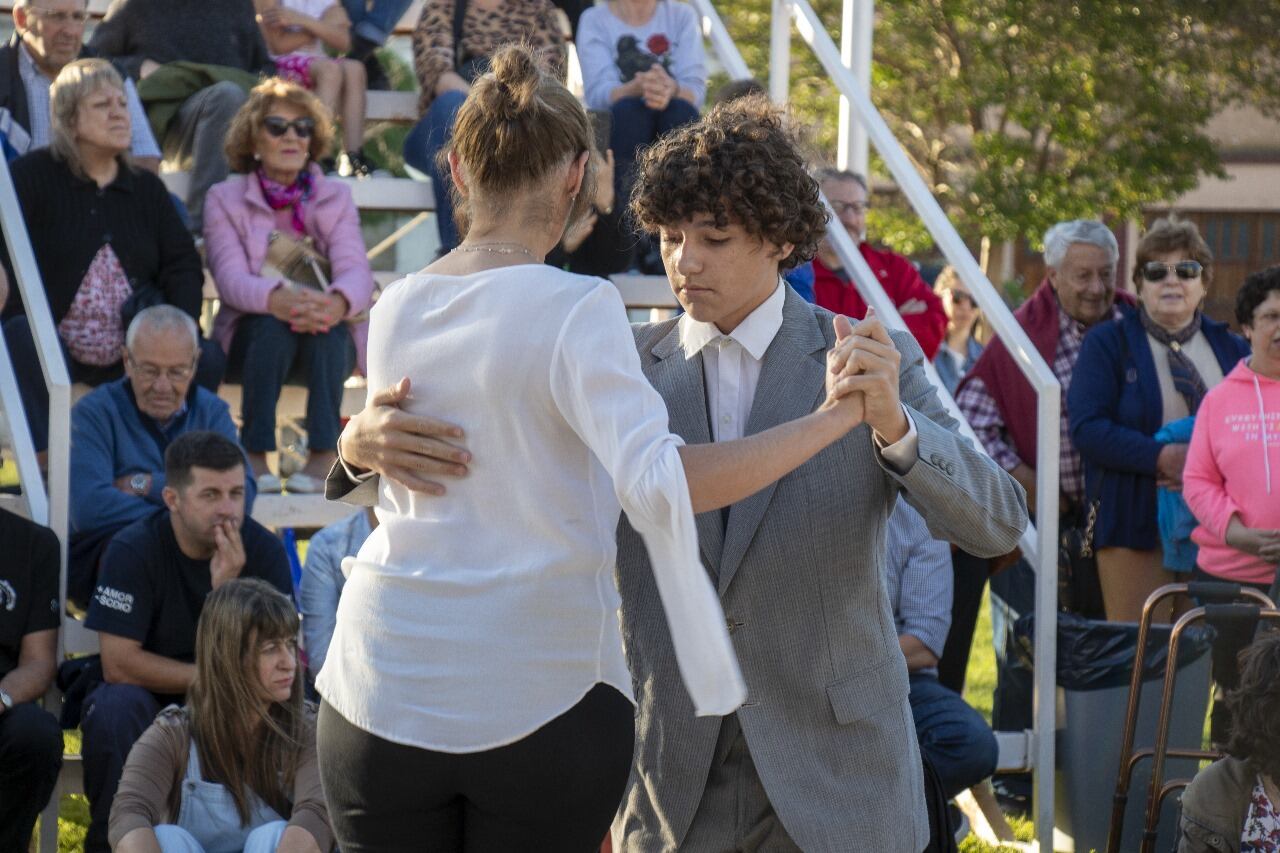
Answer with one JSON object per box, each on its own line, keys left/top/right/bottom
{"left": 692, "top": 0, "right": 1062, "bottom": 845}
{"left": 0, "top": 156, "right": 75, "bottom": 656}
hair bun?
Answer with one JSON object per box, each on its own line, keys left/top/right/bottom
{"left": 486, "top": 44, "right": 541, "bottom": 121}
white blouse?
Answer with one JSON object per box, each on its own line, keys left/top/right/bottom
{"left": 317, "top": 265, "right": 745, "bottom": 752}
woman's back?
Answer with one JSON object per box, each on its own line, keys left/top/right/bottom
{"left": 321, "top": 264, "right": 691, "bottom": 751}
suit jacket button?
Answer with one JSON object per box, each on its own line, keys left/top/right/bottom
{"left": 726, "top": 617, "right": 742, "bottom": 633}
{"left": 946, "top": 463, "right": 955, "bottom": 476}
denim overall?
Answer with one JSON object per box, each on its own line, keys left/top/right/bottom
{"left": 151, "top": 740, "right": 288, "bottom": 853}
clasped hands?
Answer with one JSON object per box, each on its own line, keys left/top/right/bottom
{"left": 635, "top": 65, "right": 679, "bottom": 111}
{"left": 268, "top": 283, "right": 348, "bottom": 334}
{"left": 337, "top": 310, "right": 907, "bottom": 496}
{"left": 821, "top": 308, "right": 909, "bottom": 444}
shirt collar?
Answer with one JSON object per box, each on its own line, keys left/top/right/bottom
{"left": 679, "top": 280, "right": 785, "bottom": 362}
{"left": 17, "top": 41, "right": 47, "bottom": 83}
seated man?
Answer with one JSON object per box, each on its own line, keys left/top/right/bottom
{"left": 0, "top": 508, "right": 62, "bottom": 851}
{"left": 299, "top": 507, "right": 375, "bottom": 681}
{"left": 87, "top": 0, "right": 273, "bottom": 232}
{"left": 69, "top": 305, "right": 255, "bottom": 608}
{"left": 80, "top": 431, "right": 292, "bottom": 853}
{"left": 885, "top": 496, "right": 999, "bottom": 800}
{"left": 0, "top": 0, "right": 161, "bottom": 169}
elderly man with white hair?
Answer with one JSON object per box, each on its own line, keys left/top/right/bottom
{"left": 946, "top": 221, "right": 1134, "bottom": 807}
{"left": 67, "top": 305, "right": 255, "bottom": 609}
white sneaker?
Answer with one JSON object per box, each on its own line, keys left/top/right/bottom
{"left": 284, "top": 472, "right": 324, "bottom": 494}
{"left": 256, "top": 472, "right": 283, "bottom": 493}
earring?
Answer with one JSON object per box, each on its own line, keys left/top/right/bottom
{"left": 253, "top": 153, "right": 261, "bottom": 162}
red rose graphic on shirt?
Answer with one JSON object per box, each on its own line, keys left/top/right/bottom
{"left": 647, "top": 34, "right": 671, "bottom": 56}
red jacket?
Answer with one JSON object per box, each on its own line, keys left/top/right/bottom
{"left": 812, "top": 244, "right": 947, "bottom": 359}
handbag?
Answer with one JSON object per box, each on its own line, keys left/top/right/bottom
{"left": 261, "top": 229, "right": 331, "bottom": 292}
{"left": 1058, "top": 499, "right": 1106, "bottom": 619}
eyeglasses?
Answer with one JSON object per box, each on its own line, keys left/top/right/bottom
{"left": 125, "top": 352, "right": 196, "bottom": 384}
{"left": 262, "top": 116, "right": 315, "bottom": 139}
{"left": 1141, "top": 260, "right": 1203, "bottom": 282}
{"left": 27, "top": 6, "right": 90, "bottom": 24}
{"left": 830, "top": 200, "right": 868, "bottom": 216}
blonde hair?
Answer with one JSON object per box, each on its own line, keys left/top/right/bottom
{"left": 223, "top": 77, "right": 335, "bottom": 174}
{"left": 186, "top": 579, "right": 304, "bottom": 824}
{"left": 445, "top": 43, "right": 596, "bottom": 237}
{"left": 49, "top": 58, "right": 129, "bottom": 179}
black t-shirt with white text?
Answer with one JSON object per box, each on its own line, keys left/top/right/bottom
{"left": 86, "top": 510, "right": 292, "bottom": 663}
{"left": 0, "top": 509, "right": 61, "bottom": 680}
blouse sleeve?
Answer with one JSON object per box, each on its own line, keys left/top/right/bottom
{"left": 548, "top": 280, "right": 745, "bottom": 716}
{"left": 107, "top": 716, "right": 184, "bottom": 846}
{"left": 575, "top": 7, "right": 620, "bottom": 111}
{"left": 287, "top": 713, "right": 335, "bottom": 851}
{"left": 668, "top": 2, "right": 707, "bottom": 108}
{"left": 411, "top": 0, "right": 456, "bottom": 113}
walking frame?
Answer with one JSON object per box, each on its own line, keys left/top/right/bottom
{"left": 1105, "top": 581, "right": 1278, "bottom": 853}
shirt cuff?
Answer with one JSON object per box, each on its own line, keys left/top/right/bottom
{"left": 874, "top": 406, "right": 918, "bottom": 475}
{"left": 338, "top": 449, "right": 376, "bottom": 484}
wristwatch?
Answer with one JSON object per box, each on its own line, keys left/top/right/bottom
{"left": 130, "top": 473, "right": 150, "bottom": 495}
{"left": 0, "top": 689, "right": 12, "bottom": 712}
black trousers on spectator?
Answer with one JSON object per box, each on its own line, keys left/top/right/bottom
{"left": 937, "top": 548, "right": 992, "bottom": 694}
{"left": 318, "top": 683, "right": 635, "bottom": 852}
{"left": 1, "top": 314, "right": 225, "bottom": 452}
{"left": 0, "top": 702, "right": 63, "bottom": 851}
{"left": 80, "top": 682, "right": 163, "bottom": 853}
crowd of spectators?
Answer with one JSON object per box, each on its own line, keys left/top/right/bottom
{"left": 0, "top": 0, "right": 1276, "bottom": 850}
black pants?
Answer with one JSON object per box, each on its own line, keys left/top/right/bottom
{"left": 0, "top": 702, "right": 63, "bottom": 851}
{"left": 318, "top": 683, "right": 635, "bottom": 852}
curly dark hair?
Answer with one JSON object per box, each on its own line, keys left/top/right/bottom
{"left": 1236, "top": 265, "right": 1280, "bottom": 327}
{"left": 1223, "top": 632, "right": 1280, "bottom": 782}
{"left": 629, "top": 95, "right": 829, "bottom": 272}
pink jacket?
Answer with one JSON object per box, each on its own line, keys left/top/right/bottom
{"left": 1183, "top": 360, "right": 1280, "bottom": 584}
{"left": 204, "top": 166, "right": 373, "bottom": 374}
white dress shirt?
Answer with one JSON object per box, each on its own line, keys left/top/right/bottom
{"left": 678, "top": 281, "right": 919, "bottom": 467}
{"left": 318, "top": 267, "right": 745, "bottom": 753}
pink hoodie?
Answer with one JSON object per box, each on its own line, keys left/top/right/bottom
{"left": 1183, "top": 360, "right": 1280, "bottom": 584}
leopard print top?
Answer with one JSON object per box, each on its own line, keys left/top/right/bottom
{"left": 412, "top": 0, "right": 568, "bottom": 115}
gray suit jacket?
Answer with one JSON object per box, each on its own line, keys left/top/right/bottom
{"left": 326, "top": 286, "right": 1027, "bottom": 853}
{"left": 612, "top": 288, "right": 1025, "bottom": 852}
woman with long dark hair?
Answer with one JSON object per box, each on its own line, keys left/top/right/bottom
{"left": 109, "top": 579, "right": 332, "bottom": 852}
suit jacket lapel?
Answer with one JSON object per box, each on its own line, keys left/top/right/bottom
{"left": 718, "top": 290, "right": 828, "bottom": 594}
{"left": 646, "top": 324, "right": 725, "bottom": 571}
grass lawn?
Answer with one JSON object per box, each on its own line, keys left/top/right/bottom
{"left": 47, "top": 592, "right": 1035, "bottom": 850}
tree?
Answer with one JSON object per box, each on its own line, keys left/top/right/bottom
{"left": 717, "top": 0, "right": 1280, "bottom": 253}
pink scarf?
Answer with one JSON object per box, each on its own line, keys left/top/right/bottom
{"left": 256, "top": 167, "right": 314, "bottom": 235}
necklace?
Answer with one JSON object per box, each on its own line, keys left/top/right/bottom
{"left": 452, "top": 241, "right": 538, "bottom": 258}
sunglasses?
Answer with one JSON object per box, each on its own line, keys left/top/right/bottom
{"left": 1141, "top": 260, "right": 1203, "bottom": 282}
{"left": 948, "top": 290, "right": 977, "bottom": 307}
{"left": 262, "top": 116, "right": 315, "bottom": 139}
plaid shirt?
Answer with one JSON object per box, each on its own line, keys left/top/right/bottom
{"left": 957, "top": 303, "right": 1123, "bottom": 507}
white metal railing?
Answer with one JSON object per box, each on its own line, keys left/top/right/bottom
{"left": 693, "top": 0, "right": 1062, "bottom": 846}
{"left": 0, "top": 158, "right": 74, "bottom": 635}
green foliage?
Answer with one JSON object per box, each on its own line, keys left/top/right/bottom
{"left": 716, "top": 0, "right": 1280, "bottom": 253}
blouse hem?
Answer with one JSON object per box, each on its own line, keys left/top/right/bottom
{"left": 318, "top": 676, "right": 636, "bottom": 755}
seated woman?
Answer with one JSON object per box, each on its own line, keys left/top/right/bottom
{"left": 205, "top": 79, "right": 374, "bottom": 495}
{"left": 1068, "top": 216, "right": 1248, "bottom": 623}
{"left": 577, "top": 0, "right": 705, "bottom": 202}
{"left": 401, "top": 0, "right": 567, "bottom": 253}
{"left": 109, "top": 578, "right": 333, "bottom": 853}
{"left": 254, "top": 0, "right": 373, "bottom": 176}
{"left": 0, "top": 59, "right": 218, "bottom": 453}
{"left": 1178, "top": 633, "right": 1280, "bottom": 853}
